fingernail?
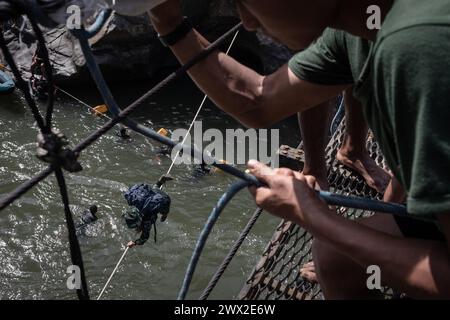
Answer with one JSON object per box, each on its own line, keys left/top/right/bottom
{"left": 247, "top": 159, "right": 258, "bottom": 167}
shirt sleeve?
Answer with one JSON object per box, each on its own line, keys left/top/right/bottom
{"left": 135, "top": 227, "right": 150, "bottom": 246}
{"left": 288, "top": 29, "right": 354, "bottom": 85}
{"left": 373, "top": 26, "right": 450, "bottom": 217}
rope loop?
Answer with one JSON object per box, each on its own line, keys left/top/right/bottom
{"left": 36, "top": 129, "right": 83, "bottom": 173}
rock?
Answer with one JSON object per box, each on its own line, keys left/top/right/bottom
{"left": 2, "top": 0, "right": 293, "bottom": 86}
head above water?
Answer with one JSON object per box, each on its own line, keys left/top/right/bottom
{"left": 89, "top": 205, "right": 98, "bottom": 214}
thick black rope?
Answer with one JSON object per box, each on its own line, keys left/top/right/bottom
{"left": 0, "top": 166, "right": 54, "bottom": 210}
{"left": 71, "top": 22, "right": 243, "bottom": 154}
{"left": 0, "top": 21, "right": 244, "bottom": 211}
{"left": 26, "top": 16, "right": 55, "bottom": 131}
{"left": 0, "top": 5, "right": 55, "bottom": 132}
{"left": 199, "top": 207, "right": 263, "bottom": 300}
{"left": 0, "top": 10, "right": 89, "bottom": 300}
{"left": 54, "top": 167, "right": 90, "bottom": 300}
{"left": 0, "top": 29, "right": 47, "bottom": 131}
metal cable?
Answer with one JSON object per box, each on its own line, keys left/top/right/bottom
{"left": 199, "top": 207, "right": 263, "bottom": 300}
{"left": 1, "top": 10, "right": 89, "bottom": 300}
{"left": 165, "top": 30, "right": 240, "bottom": 178}
{"left": 0, "top": 22, "right": 247, "bottom": 212}
{"left": 177, "top": 180, "right": 250, "bottom": 300}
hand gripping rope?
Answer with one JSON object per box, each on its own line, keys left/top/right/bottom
{"left": 0, "top": 4, "right": 408, "bottom": 300}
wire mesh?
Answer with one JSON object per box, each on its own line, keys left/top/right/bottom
{"left": 239, "top": 120, "right": 389, "bottom": 300}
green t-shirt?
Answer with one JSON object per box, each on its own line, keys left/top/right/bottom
{"left": 288, "top": 0, "right": 450, "bottom": 219}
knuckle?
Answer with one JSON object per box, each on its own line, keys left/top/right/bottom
{"left": 274, "top": 168, "right": 294, "bottom": 176}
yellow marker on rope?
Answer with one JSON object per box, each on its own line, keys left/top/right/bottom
{"left": 157, "top": 128, "right": 169, "bottom": 137}
{"left": 213, "top": 160, "right": 230, "bottom": 174}
{"left": 92, "top": 104, "right": 108, "bottom": 116}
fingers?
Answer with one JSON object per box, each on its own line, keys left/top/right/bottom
{"left": 253, "top": 187, "right": 274, "bottom": 208}
{"left": 273, "top": 168, "right": 295, "bottom": 177}
{"left": 305, "top": 175, "right": 321, "bottom": 191}
{"left": 292, "top": 171, "right": 321, "bottom": 191}
{"left": 247, "top": 160, "right": 320, "bottom": 193}
{"left": 247, "top": 160, "right": 274, "bottom": 186}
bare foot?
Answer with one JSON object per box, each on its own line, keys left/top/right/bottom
{"left": 336, "top": 149, "right": 391, "bottom": 194}
{"left": 299, "top": 261, "right": 318, "bottom": 283}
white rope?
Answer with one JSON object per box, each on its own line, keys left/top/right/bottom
{"left": 97, "top": 246, "right": 129, "bottom": 300}
{"left": 163, "top": 30, "right": 240, "bottom": 180}
{"left": 96, "top": 29, "right": 240, "bottom": 298}
{"left": 54, "top": 86, "right": 114, "bottom": 121}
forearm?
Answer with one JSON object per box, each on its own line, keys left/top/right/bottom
{"left": 167, "top": 28, "right": 267, "bottom": 127}
{"left": 153, "top": 18, "right": 346, "bottom": 128}
{"left": 304, "top": 205, "right": 450, "bottom": 298}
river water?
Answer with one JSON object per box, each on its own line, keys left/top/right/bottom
{"left": 0, "top": 77, "right": 299, "bottom": 300}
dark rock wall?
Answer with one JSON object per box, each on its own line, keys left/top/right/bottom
{"left": 3, "top": 1, "right": 293, "bottom": 86}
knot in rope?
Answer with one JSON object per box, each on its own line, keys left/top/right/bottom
{"left": 36, "top": 129, "right": 83, "bottom": 172}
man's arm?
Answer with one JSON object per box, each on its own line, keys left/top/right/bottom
{"left": 149, "top": 2, "right": 347, "bottom": 128}
{"left": 248, "top": 161, "right": 450, "bottom": 299}
{"left": 310, "top": 209, "right": 450, "bottom": 299}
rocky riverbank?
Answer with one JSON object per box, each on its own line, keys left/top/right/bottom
{"left": 2, "top": 0, "right": 293, "bottom": 86}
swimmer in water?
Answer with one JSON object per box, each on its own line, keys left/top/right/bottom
{"left": 76, "top": 205, "right": 99, "bottom": 234}
{"left": 192, "top": 162, "right": 212, "bottom": 177}
{"left": 116, "top": 126, "right": 131, "bottom": 139}
{"left": 123, "top": 183, "right": 171, "bottom": 247}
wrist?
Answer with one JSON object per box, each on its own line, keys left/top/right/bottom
{"left": 158, "top": 17, "right": 192, "bottom": 47}
{"left": 295, "top": 197, "right": 335, "bottom": 236}
{"left": 151, "top": 15, "right": 184, "bottom": 35}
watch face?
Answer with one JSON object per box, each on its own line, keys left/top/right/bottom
{"left": 109, "top": 0, "right": 167, "bottom": 16}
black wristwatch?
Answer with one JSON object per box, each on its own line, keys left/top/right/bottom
{"left": 158, "top": 17, "right": 193, "bottom": 47}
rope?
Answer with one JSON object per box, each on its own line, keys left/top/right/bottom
{"left": 164, "top": 30, "right": 240, "bottom": 178}
{"left": 0, "top": 22, "right": 249, "bottom": 212}
{"left": 0, "top": 30, "right": 46, "bottom": 131}
{"left": 72, "top": 21, "right": 257, "bottom": 186}
{"left": 95, "top": 29, "right": 241, "bottom": 300}
{"left": 0, "top": 6, "right": 410, "bottom": 302}
{"left": 54, "top": 167, "right": 90, "bottom": 300}
{"left": 97, "top": 246, "right": 129, "bottom": 300}
{"left": 1, "top": 16, "right": 408, "bottom": 216}
{"left": 0, "top": 165, "right": 54, "bottom": 210}
{"left": 177, "top": 180, "right": 250, "bottom": 300}
{"left": 21, "top": 6, "right": 56, "bottom": 132}
{"left": 199, "top": 207, "right": 263, "bottom": 300}
{"left": 1, "top": 10, "right": 89, "bottom": 300}
{"left": 1, "top": 15, "right": 408, "bottom": 218}
{"left": 54, "top": 86, "right": 114, "bottom": 121}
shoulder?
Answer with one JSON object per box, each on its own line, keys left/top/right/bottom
{"left": 288, "top": 28, "right": 355, "bottom": 85}
{"left": 373, "top": 25, "right": 450, "bottom": 75}
{"left": 375, "top": 0, "right": 450, "bottom": 60}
